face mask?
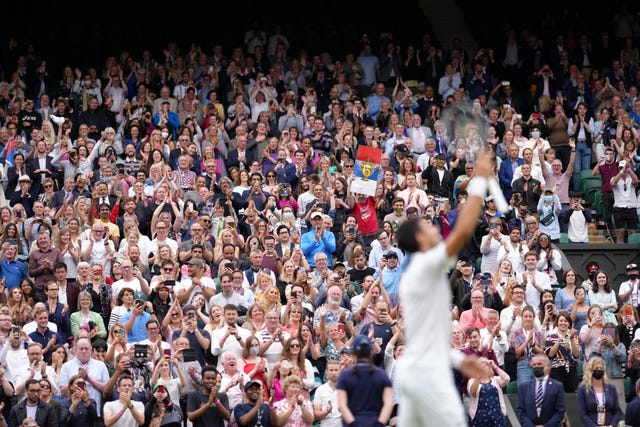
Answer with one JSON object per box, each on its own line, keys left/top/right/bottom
{"left": 544, "top": 195, "right": 553, "bottom": 203}
{"left": 249, "top": 346, "right": 260, "bottom": 355}
{"left": 283, "top": 212, "right": 293, "bottom": 219}
{"left": 592, "top": 369, "right": 605, "bottom": 380}
{"left": 532, "top": 366, "right": 545, "bottom": 378}
{"left": 531, "top": 131, "right": 540, "bottom": 139}
{"left": 628, "top": 273, "right": 638, "bottom": 280}
{"left": 161, "top": 131, "right": 169, "bottom": 139}
{"left": 473, "top": 102, "right": 480, "bottom": 108}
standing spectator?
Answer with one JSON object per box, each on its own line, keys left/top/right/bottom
{"left": 300, "top": 211, "right": 336, "bottom": 268}
{"left": 28, "top": 231, "right": 64, "bottom": 302}
{"left": 466, "top": 357, "right": 510, "bottom": 426}
{"left": 610, "top": 159, "right": 638, "bottom": 243}
{"left": 592, "top": 146, "right": 619, "bottom": 236}
{"left": 58, "top": 337, "right": 110, "bottom": 419}
{"left": 233, "top": 380, "right": 272, "bottom": 427}
{"left": 7, "top": 379, "right": 57, "bottom": 427}
{"left": 102, "top": 373, "right": 145, "bottom": 427}
{"left": 576, "top": 355, "right": 623, "bottom": 427}
{"left": 558, "top": 191, "right": 592, "bottom": 243}
{"left": 515, "top": 354, "right": 566, "bottom": 427}
{"left": 312, "top": 359, "right": 342, "bottom": 427}
{"left": 567, "top": 102, "right": 595, "bottom": 191}
{"left": 186, "top": 365, "right": 231, "bottom": 427}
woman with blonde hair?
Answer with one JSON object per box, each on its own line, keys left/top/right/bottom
{"left": 576, "top": 355, "right": 623, "bottom": 426}
{"left": 242, "top": 302, "right": 267, "bottom": 334}
{"left": 203, "top": 303, "right": 225, "bottom": 336}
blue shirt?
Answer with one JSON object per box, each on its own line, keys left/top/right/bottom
{"left": 119, "top": 311, "right": 151, "bottom": 343}
{"left": 0, "top": 259, "right": 28, "bottom": 290}
{"left": 300, "top": 228, "right": 336, "bottom": 267}
{"left": 29, "top": 327, "right": 62, "bottom": 363}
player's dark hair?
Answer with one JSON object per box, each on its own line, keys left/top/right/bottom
{"left": 396, "top": 217, "right": 422, "bottom": 253}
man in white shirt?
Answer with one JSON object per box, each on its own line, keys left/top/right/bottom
{"left": 209, "top": 273, "right": 247, "bottom": 313}
{"left": 479, "top": 309, "right": 509, "bottom": 368}
{"left": 512, "top": 147, "right": 544, "bottom": 184}
{"left": 496, "top": 228, "right": 528, "bottom": 275}
{"left": 175, "top": 258, "right": 216, "bottom": 309}
{"left": 111, "top": 258, "right": 150, "bottom": 301}
{"left": 500, "top": 284, "right": 542, "bottom": 340}
{"left": 517, "top": 251, "right": 552, "bottom": 307}
{"left": 618, "top": 263, "right": 640, "bottom": 309}
{"left": 407, "top": 114, "right": 432, "bottom": 155}
{"left": 210, "top": 304, "right": 251, "bottom": 371}
{"left": 103, "top": 373, "right": 145, "bottom": 427}
{"left": 610, "top": 159, "right": 639, "bottom": 244}
{"left": 313, "top": 359, "right": 342, "bottom": 427}
{"left": 149, "top": 220, "right": 178, "bottom": 256}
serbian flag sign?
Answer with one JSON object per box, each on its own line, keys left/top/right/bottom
{"left": 4, "top": 137, "right": 15, "bottom": 167}
{"left": 350, "top": 146, "right": 382, "bottom": 196}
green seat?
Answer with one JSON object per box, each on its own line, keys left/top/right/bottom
{"left": 577, "top": 359, "right": 584, "bottom": 380}
{"left": 579, "top": 169, "right": 595, "bottom": 183}
{"left": 559, "top": 233, "right": 569, "bottom": 244}
{"left": 628, "top": 233, "right": 640, "bottom": 244}
{"left": 582, "top": 179, "right": 602, "bottom": 198}
{"left": 506, "top": 380, "right": 518, "bottom": 394}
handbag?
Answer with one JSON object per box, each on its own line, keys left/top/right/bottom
{"left": 540, "top": 210, "right": 555, "bottom": 226}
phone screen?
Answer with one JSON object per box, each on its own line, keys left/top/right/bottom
{"left": 603, "top": 327, "right": 616, "bottom": 340}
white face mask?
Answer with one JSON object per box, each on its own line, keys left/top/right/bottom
{"left": 161, "top": 131, "right": 169, "bottom": 139}
{"left": 531, "top": 131, "right": 540, "bottom": 139}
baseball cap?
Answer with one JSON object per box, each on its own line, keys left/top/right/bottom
{"left": 626, "top": 263, "right": 639, "bottom": 271}
{"left": 459, "top": 257, "right": 473, "bottom": 267}
{"left": 485, "top": 195, "right": 494, "bottom": 202}
{"left": 244, "top": 380, "right": 262, "bottom": 391}
{"left": 351, "top": 335, "right": 372, "bottom": 356}
{"left": 586, "top": 261, "right": 600, "bottom": 272}
{"left": 188, "top": 258, "right": 205, "bottom": 268}
{"left": 310, "top": 211, "right": 323, "bottom": 220}
{"left": 396, "top": 144, "right": 409, "bottom": 154}
{"left": 385, "top": 251, "right": 398, "bottom": 259}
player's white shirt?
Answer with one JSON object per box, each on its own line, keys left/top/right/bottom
{"left": 398, "top": 242, "right": 462, "bottom": 369}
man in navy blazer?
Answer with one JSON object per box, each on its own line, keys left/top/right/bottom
{"left": 498, "top": 143, "right": 524, "bottom": 201}
{"left": 516, "top": 354, "right": 566, "bottom": 427}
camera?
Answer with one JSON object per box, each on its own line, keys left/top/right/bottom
{"left": 134, "top": 344, "right": 148, "bottom": 359}
{"left": 164, "top": 280, "right": 175, "bottom": 287}
{"left": 188, "top": 312, "right": 196, "bottom": 320}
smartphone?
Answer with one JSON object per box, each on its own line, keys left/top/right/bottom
{"left": 134, "top": 299, "right": 144, "bottom": 307}
{"left": 183, "top": 348, "right": 196, "bottom": 362}
{"left": 603, "top": 327, "right": 616, "bottom": 340}
{"left": 163, "top": 348, "right": 172, "bottom": 357}
{"left": 164, "top": 280, "right": 175, "bottom": 287}
{"left": 11, "top": 326, "right": 19, "bottom": 335}
{"left": 291, "top": 291, "right": 299, "bottom": 298}
{"left": 490, "top": 223, "right": 497, "bottom": 230}
{"left": 479, "top": 279, "right": 491, "bottom": 287}
{"left": 337, "top": 323, "right": 345, "bottom": 334}
{"left": 77, "top": 381, "right": 85, "bottom": 391}
{"left": 625, "top": 305, "right": 633, "bottom": 317}
{"left": 15, "top": 211, "right": 21, "bottom": 219}
{"left": 115, "top": 329, "right": 125, "bottom": 336}
{"left": 188, "top": 312, "right": 196, "bottom": 320}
